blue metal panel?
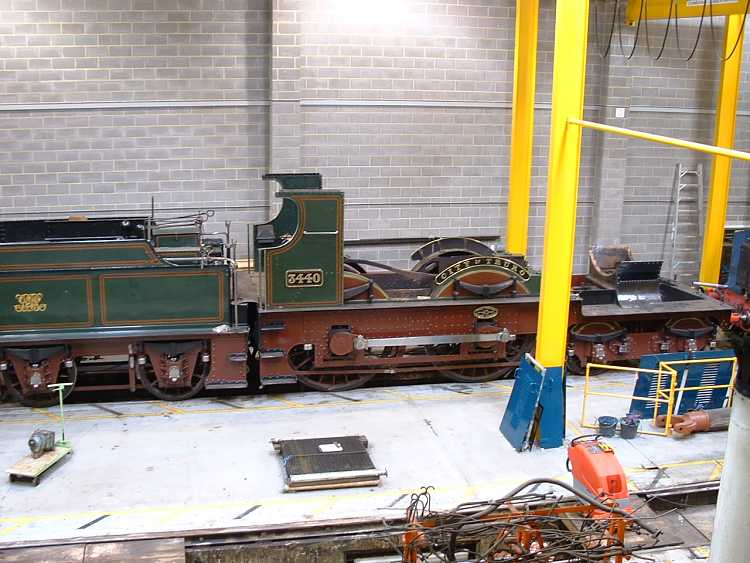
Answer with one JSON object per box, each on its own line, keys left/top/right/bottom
{"left": 500, "top": 357, "right": 543, "bottom": 451}
{"left": 629, "top": 351, "right": 735, "bottom": 418}
{"left": 727, "top": 229, "right": 750, "bottom": 292}
{"left": 538, "top": 366, "right": 565, "bottom": 449}
{"left": 500, "top": 356, "right": 565, "bottom": 451}
{"left": 630, "top": 352, "right": 687, "bottom": 418}
{"left": 674, "top": 350, "right": 734, "bottom": 413}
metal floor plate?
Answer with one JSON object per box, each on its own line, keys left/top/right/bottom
{"left": 272, "top": 435, "right": 385, "bottom": 492}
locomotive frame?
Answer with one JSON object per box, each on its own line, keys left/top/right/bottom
{"left": 0, "top": 173, "right": 732, "bottom": 406}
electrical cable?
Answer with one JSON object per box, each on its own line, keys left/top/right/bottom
{"left": 594, "top": 0, "right": 619, "bottom": 58}
{"left": 389, "top": 481, "right": 665, "bottom": 562}
{"left": 621, "top": 0, "right": 646, "bottom": 60}
{"left": 642, "top": 0, "right": 674, "bottom": 60}
{"left": 721, "top": 0, "right": 750, "bottom": 62}
{"left": 685, "top": 0, "right": 708, "bottom": 62}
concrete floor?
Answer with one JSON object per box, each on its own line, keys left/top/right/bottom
{"left": 0, "top": 373, "right": 726, "bottom": 547}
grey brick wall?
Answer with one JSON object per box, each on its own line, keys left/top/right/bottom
{"left": 1, "top": 0, "right": 748, "bottom": 277}
{"left": 0, "top": 0, "right": 268, "bottom": 104}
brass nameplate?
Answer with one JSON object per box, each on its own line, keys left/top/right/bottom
{"left": 285, "top": 269, "right": 324, "bottom": 288}
{"left": 436, "top": 257, "right": 531, "bottom": 285}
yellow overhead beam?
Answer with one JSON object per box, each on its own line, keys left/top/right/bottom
{"left": 506, "top": 0, "right": 540, "bottom": 255}
{"left": 569, "top": 119, "right": 750, "bottom": 162}
{"left": 701, "top": 14, "right": 745, "bottom": 284}
{"left": 534, "top": 0, "right": 590, "bottom": 368}
{"left": 626, "top": 0, "right": 750, "bottom": 23}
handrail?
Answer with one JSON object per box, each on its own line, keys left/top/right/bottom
{"left": 579, "top": 356, "right": 736, "bottom": 437}
{"left": 569, "top": 119, "right": 750, "bottom": 162}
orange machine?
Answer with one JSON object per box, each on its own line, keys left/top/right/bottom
{"left": 567, "top": 435, "right": 629, "bottom": 504}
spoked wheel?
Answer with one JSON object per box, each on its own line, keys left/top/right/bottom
{"left": 436, "top": 335, "right": 535, "bottom": 383}
{"left": 136, "top": 360, "right": 208, "bottom": 401}
{"left": 289, "top": 344, "right": 375, "bottom": 391}
{"left": 296, "top": 372, "right": 376, "bottom": 392}
{"left": 1, "top": 362, "right": 77, "bottom": 407}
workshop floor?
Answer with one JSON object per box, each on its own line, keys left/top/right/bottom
{"left": 0, "top": 373, "right": 726, "bottom": 547}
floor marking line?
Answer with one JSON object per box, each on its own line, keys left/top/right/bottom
{"left": 0, "top": 474, "right": 526, "bottom": 528}
{"left": 381, "top": 389, "right": 411, "bottom": 400}
{"left": 625, "top": 458, "right": 724, "bottom": 474}
{"left": 565, "top": 419, "right": 584, "bottom": 436}
{"left": 268, "top": 394, "right": 309, "bottom": 408}
{"left": 0, "top": 390, "right": 509, "bottom": 426}
{"left": 32, "top": 407, "right": 59, "bottom": 422}
{"left": 0, "top": 521, "right": 30, "bottom": 538}
{"left": 234, "top": 504, "right": 261, "bottom": 520}
{"left": 159, "top": 402, "right": 187, "bottom": 415}
{"left": 487, "top": 381, "right": 514, "bottom": 390}
{"left": 709, "top": 460, "right": 723, "bottom": 480}
{"left": 77, "top": 514, "right": 110, "bottom": 530}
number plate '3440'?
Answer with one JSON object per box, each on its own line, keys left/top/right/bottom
{"left": 285, "top": 269, "right": 324, "bottom": 288}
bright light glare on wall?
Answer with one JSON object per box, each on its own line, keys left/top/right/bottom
{"left": 330, "top": 0, "right": 412, "bottom": 27}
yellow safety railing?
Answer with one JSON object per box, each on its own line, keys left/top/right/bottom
{"left": 580, "top": 357, "right": 737, "bottom": 437}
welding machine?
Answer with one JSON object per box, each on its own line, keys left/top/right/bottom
{"left": 567, "top": 435, "right": 630, "bottom": 510}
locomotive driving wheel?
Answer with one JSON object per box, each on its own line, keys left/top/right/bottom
{"left": 1, "top": 360, "right": 77, "bottom": 407}
{"left": 288, "top": 344, "right": 375, "bottom": 391}
{"left": 435, "top": 335, "right": 535, "bottom": 383}
{"left": 136, "top": 357, "right": 208, "bottom": 401}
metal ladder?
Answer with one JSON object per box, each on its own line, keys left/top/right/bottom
{"left": 668, "top": 163, "right": 704, "bottom": 283}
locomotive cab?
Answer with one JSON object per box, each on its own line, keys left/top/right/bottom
{"left": 254, "top": 173, "right": 344, "bottom": 308}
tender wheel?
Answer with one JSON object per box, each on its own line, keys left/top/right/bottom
{"left": 136, "top": 359, "right": 208, "bottom": 401}
{"left": 289, "top": 344, "right": 375, "bottom": 391}
{"left": 437, "top": 335, "right": 535, "bottom": 383}
{"left": 2, "top": 361, "right": 77, "bottom": 407}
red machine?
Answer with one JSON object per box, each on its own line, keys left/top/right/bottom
{"left": 567, "top": 435, "right": 629, "bottom": 507}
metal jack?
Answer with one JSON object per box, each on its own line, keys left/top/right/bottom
{"left": 48, "top": 382, "right": 73, "bottom": 448}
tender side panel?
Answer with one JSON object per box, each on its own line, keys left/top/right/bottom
{"left": 100, "top": 269, "right": 228, "bottom": 326}
{"left": 0, "top": 275, "right": 94, "bottom": 330}
{"left": 0, "top": 241, "right": 158, "bottom": 270}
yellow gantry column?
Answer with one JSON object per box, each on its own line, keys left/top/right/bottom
{"left": 535, "top": 0, "right": 590, "bottom": 367}
{"left": 506, "top": 0, "right": 540, "bottom": 255}
{"left": 700, "top": 14, "right": 745, "bottom": 284}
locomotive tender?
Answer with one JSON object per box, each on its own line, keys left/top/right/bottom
{"left": 0, "top": 173, "right": 731, "bottom": 406}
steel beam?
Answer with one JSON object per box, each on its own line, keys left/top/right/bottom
{"left": 534, "top": 0, "right": 590, "bottom": 369}
{"left": 700, "top": 15, "right": 745, "bottom": 284}
{"left": 506, "top": 0, "right": 540, "bottom": 255}
{"left": 626, "top": 0, "right": 750, "bottom": 23}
